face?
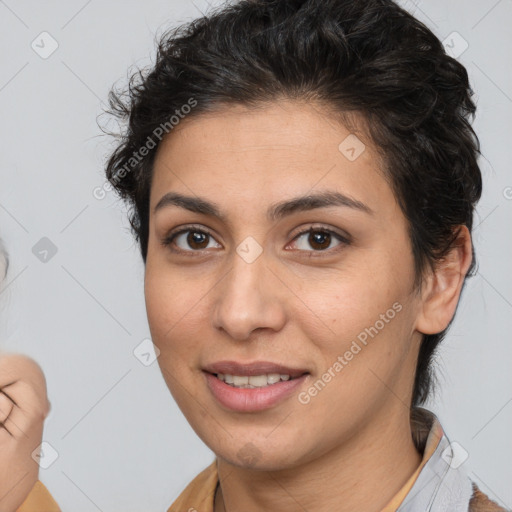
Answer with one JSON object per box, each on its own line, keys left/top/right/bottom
{"left": 144, "top": 101, "right": 424, "bottom": 471}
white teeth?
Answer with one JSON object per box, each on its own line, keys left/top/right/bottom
{"left": 232, "top": 375, "right": 249, "bottom": 386}
{"left": 216, "top": 373, "right": 293, "bottom": 388}
{"left": 248, "top": 375, "right": 268, "bottom": 387}
{"left": 267, "top": 373, "right": 281, "bottom": 384}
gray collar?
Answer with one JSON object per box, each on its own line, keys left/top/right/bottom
{"left": 398, "top": 408, "right": 473, "bottom": 512}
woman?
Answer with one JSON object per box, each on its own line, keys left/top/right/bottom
{"left": 102, "top": 0, "right": 507, "bottom": 510}
{"left": 5, "top": 0, "right": 509, "bottom": 510}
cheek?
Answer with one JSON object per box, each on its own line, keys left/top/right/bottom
{"left": 297, "top": 299, "right": 415, "bottom": 436}
{"left": 305, "top": 295, "right": 410, "bottom": 389}
{"left": 294, "top": 261, "right": 417, "bottom": 409}
{"left": 145, "top": 254, "right": 204, "bottom": 331}
{"left": 144, "top": 261, "right": 198, "bottom": 356}
{"left": 297, "top": 263, "right": 409, "bottom": 349}
{"left": 144, "top": 264, "right": 209, "bottom": 413}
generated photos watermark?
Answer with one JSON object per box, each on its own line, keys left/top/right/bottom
{"left": 93, "top": 97, "right": 197, "bottom": 200}
{"left": 298, "top": 301, "right": 403, "bottom": 404}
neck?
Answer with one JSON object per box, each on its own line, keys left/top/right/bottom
{"left": 215, "top": 404, "right": 423, "bottom": 512}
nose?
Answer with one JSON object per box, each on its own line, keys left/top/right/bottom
{"left": 212, "top": 249, "right": 287, "bottom": 341}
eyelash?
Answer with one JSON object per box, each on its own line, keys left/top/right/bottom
{"left": 161, "top": 224, "right": 351, "bottom": 257}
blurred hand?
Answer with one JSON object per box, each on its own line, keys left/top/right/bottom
{"left": 0, "top": 352, "right": 51, "bottom": 512}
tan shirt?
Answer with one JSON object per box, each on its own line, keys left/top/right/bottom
{"left": 166, "top": 415, "right": 441, "bottom": 512}
{"left": 166, "top": 408, "right": 507, "bottom": 512}
{"left": 16, "top": 481, "right": 60, "bottom": 512}
{"left": 16, "top": 408, "right": 507, "bottom": 512}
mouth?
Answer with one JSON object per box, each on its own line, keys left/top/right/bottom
{"left": 203, "top": 360, "right": 308, "bottom": 382}
{"left": 202, "top": 361, "right": 309, "bottom": 412}
{"left": 213, "top": 372, "right": 300, "bottom": 389}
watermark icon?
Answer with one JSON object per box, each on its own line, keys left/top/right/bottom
{"left": 32, "top": 237, "right": 58, "bottom": 263}
{"left": 442, "top": 31, "right": 469, "bottom": 59}
{"left": 31, "top": 441, "right": 59, "bottom": 469}
{"left": 441, "top": 441, "right": 469, "bottom": 469}
{"left": 31, "top": 32, "right": 59, "bottom": 59}
{"left": 236, "top": 442, "right": 262, "bottom": 466}
{"left": 503, "top": 186, "right": 512, "bottom": 200}
{"left": 93, "top": 97, "right": 198, "bottom": 200}
{"left": 133, "top": 338, "right": 160, "bottom": 366}
{"left": 298, "top": 301, "right": 403, "bottom": 404}
{"left": 236, "top": 236, "right": 263, "bottom": 264}
{"left": 338, "top": 134, "right": 366, "bottom": 162}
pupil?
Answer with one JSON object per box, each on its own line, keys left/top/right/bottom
{"left": 311, "top": 231, "right": 330, "bottom": 250}
{"left": 188, "top": 231, "right": 208, "bottom": 249}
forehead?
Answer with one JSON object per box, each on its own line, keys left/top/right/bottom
{"left": 150, "top": 101, "right": 396, "bottom": 218}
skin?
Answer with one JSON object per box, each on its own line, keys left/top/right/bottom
{"left": 0, "top": 353, "right": 51, "bottom": 512}
{"left": 145, "top": 100, "right": 472, "bottom": 512}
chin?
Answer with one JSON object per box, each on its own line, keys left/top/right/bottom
{"left": 211, "top": 436, "right": 306, "bottom": 472}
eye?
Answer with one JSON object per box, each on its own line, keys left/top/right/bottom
{"left": 162, "top": 226, "right": 221, "bottom": 254}
{"left": 161, "top": 224, "right": 350, "bottom": 256}
{"left": 287, "top": 226, "right": 350, "bottom": 254}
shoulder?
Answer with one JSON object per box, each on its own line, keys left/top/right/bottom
{"left": 167, "top": 460, "right": 218, "bottom": 512}
{"left": 469, "top": 482, "right": 510, "bottom": 512}
{"left": 16, "top": 480, "right": 60, "bottom": 512}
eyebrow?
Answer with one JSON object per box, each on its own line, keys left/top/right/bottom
{"left": 153, "top": 190, "right": 373, "bottom": 222}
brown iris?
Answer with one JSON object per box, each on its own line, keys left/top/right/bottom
{"left": 187, "top": 231, "right": 210, "bottom": 250}
{"left": 308, "top": 230, "right": 331, "bottom": 250}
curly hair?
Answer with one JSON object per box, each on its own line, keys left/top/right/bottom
{"left": 103, "top": 0, "right": 482, "bottom": 408}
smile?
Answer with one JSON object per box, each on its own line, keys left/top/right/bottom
{"left": 202, "top": 361, "right": 310, "bottom": 412}
{"left": 215, "top": 373, "right": 292, "bottom": 388}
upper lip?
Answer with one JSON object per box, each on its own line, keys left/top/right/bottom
{"left": 203, "top": 360, "right": 309, "bottom": 378}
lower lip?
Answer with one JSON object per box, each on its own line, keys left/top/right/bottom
{"left": 204, "top": 372, "right": 308, "bottom": 412}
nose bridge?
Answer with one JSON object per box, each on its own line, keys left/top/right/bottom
{"left": 212, "top": 245, "right": 285, "bottom": 340}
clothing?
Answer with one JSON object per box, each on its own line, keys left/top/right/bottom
{"left": 16, "top": 480, "right": 60, "bottom": 512}
{"left": 167, "top": 408, "right": 509, "bottom": 512}
{"left": 15, "top": 408, "right": 508, "bottom": 511}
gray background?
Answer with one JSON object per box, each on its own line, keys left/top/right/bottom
{"left": 0, "top": 0, "right": 510, "bottom": 510}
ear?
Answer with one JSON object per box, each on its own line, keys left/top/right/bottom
{"left": 415, "top": 226, "right": 473, "bottom": 335}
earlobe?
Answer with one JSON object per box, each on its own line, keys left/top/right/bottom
{"left": 415, "top": 226, "right": 473, "bottom": 335}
